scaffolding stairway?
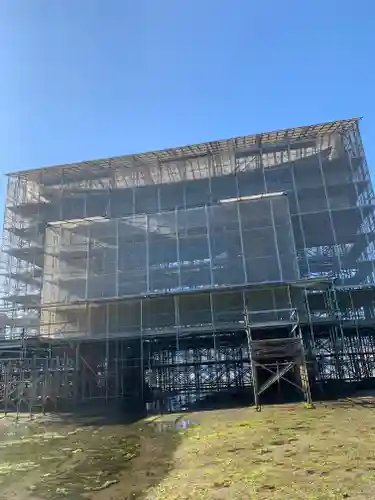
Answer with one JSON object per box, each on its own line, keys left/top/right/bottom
{"left": 244, "top": 309, "right": 313, "bottom": 411}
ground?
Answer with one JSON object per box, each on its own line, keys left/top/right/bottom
{"left": 1, "top": 399, "right": 375, "bottom": 499}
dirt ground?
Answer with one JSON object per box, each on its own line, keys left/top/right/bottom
{"left": 1, "top": 398, "right": 375, "bottom": 499}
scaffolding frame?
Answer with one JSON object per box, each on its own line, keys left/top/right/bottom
{"left": 2, "top": 117, "right": 375, "bottom": 414}
{"left": 2, "top": 281, "right": 375, "bottom": 414}
{"left": 245, "top": 304, "right": 313, "bottom": 412}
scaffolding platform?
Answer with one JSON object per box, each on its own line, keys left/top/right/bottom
{"left": 1, "top": 117, "right": 375, "bottom": 414}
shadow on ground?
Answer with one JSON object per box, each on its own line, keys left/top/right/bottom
{"left": 0, "top": 406, "right": 184, "bottom": 500}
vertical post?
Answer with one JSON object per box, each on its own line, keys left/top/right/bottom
{"left": 105, "top": 303, "right": 109, "bottom": 402}
{"left": 205, "top": 204, "right": 214, "bottom": 287}
{"left": 330, "top": 283, "right": 345, "bottom": 346}
{"left": 288, "top": 283, "right": 314, "bottom": 406}
{"left": 208, "top": 152, "right": 213, "bottom": 205}
{"left": 210, "top": 291, "right": 219, "bottom": 392}
{"left": 29, "top": 355, "right": 37, "bottom": 418}
{"left": 276, "top": 362, "right": 281, "bottom": 399}
{"left": 145, "top": 215, "right": 150, "bottom": 294}
{"left": 244, "top": 306, "right": 260, "bottom": 411}
{"left": 297, "top": 320, "right": 313, "bottom": 407}
{"left": 114, "top": 340, "right": 119, "bottom": 400}
{"left": 303, "top": 286, "right": 317, "bottom": 354}
{"left": 41, "top": 356, "right": 46, "bottom": 415}
{"left": 236, "top": 200, "right": 248, "bottom": 284}
{"left": 81, "top": 347, "right": 86, "bottom": 402}
{"left": 120, "top": 341, "right": 125, "bottom": 398}
{"left": 75, "top": 342, "right": 80, "bottom": 402}
{"left": 140, "top": 299, "right": 144, "bottom": 406}
{"left": 348, "top": 287, "right": 363, "bottom": 378}
{"left": 16, "top": 332, "right": 26, "bottom": 421}
{"left": 303, "top": 285, "right": 322, "bottom": 391}
{"left": 298, "top": 350, "right": 313, "bottom": 407}
{"left": 115, "top": 218, "right": 119, "bottom": 298}
{"left": 317, "top": 149, "right": 344, "bottom": 280}
{"left": 85, "top": 224, "right": 90, "bottom": 301}
{"left": 132, "top": 184, "right": 136, "bottom": 216}
{"left": 175, "top": 207, "right": 181, "bottom": 290}
{"left": 87, "top": 303, "right": 92, "bottom": 343}
{"left": 294, "top": 297, "right": 313, "bottom": 408}
{"left": 54, "top": 355, "right": 59, "bottom": 411}
{"left": 298, "top": 343, "right": 313, "bottom": 407}
{"left": 269, "top": 198, "right": 283, "bottom": 281}
{"left": 61, "top": 351, "right": 67, "bottom": 401}
{"left": 174, "top": 295, "right": 180, "bottom": 351}
{"left": 289, "top": 143, "right": 311, "bottom": 278}
{"left": 4, "top": 363, "right": 9, "bottom": 416}
{"left": 324, "top": 285, "right": 344, "bottom": 380}
{"left": 287, "top": 284, "right": 294, "bottom": 336}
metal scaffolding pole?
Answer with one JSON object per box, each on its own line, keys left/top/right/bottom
{"left": 244, "top": 286, "right": 313, "bottom": 412}
{"left": 1, "top": 118, "right": 375, "bottom": 415}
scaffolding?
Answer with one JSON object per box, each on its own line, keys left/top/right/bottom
{"left": 244, "top": 303, "right": 313, "bottom": 412}
{"left": 1, "top": 117, "right": 375, "bottom": 414}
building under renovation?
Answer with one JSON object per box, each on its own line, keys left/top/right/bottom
{"left": 1, "top": 117, "right": 375, "bottom": 413}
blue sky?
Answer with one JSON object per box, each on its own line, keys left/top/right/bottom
{"left": 0, "top": 0, "right": 374, "bottom": 190}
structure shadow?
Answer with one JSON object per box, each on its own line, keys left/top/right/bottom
{"left": 1, "top": 401, "right": 184, "bottom": 500}
{"left": 323, "top": 396, "right": 375, "bottom": 410}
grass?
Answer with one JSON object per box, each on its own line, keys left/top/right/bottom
{"left": 148, "top": 400, "right": 375, "bottom": 500}
{"left": 1, "top": 399, "right": 375, "bottom": 499}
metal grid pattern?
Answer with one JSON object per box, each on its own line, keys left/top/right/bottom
{"left": 1, "top": 118, "right": 375, "bottom": 337}
{"left": 39, "top": 195, "right": 297, "bottom": 307}
{"left": 8, "top": 118, "right": 359, "bottom": 180}
{"left": 38, "top": 284, "right": 306, "bottom": 340}
{"left": 1, "top": 118, "right": 375, "bottom": 411}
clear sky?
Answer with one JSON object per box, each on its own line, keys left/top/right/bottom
{"left": 0, "top": 0, "right": 374, "bottom": 190}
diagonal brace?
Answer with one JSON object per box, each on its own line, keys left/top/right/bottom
{"left": 256, "top": 360, "right": 296, "bottom": 396}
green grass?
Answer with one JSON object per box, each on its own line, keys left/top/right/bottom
{"left": 1, "top": 400, "right": 375, "bottom": 499}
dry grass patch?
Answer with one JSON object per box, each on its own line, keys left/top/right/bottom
{"left": 1, "top": 400, "right": 375, "bottom": 499}
{"left": 148, "top": 401, "right": 375, "bottom": 500}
